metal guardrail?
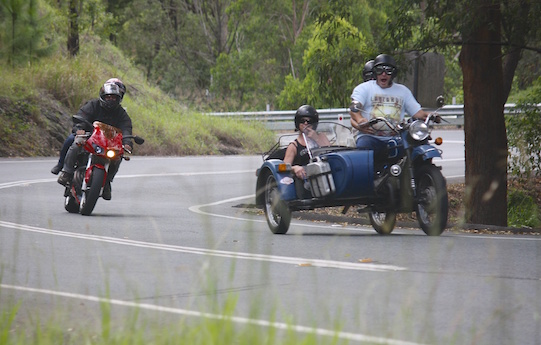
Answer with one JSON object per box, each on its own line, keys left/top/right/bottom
{"left": 206, "top": 104, "right": 526, "bottom": 131}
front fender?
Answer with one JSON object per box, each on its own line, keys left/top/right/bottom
{"left": 255, "top": 160, "right": 297, "bottom": 206}
{"left": 412, "top": 144, "right": 442, "bottom": 162}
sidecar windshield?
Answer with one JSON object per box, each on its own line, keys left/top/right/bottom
{"left": 263, "top": 122, "right": 355, "bottom": 161}
{"left": 306, "top": 122, "right": 355, "bottom": 149}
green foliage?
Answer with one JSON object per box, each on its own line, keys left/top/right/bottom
{"left": 506, "top": 77, "right": 541, "bottom": 179}
{"left": 211, "top": 50, "right": 282, "bottom": 111}
{"left": 0, "top": 0, "right": 56, "bottom": 66}
{"left": 507, "top": 189, "right": 541, "bottom": 228}
{"left": 277, "top": 18, "right": 370, "bottom": 109}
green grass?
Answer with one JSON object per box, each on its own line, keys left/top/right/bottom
{"left": 507, "top": 189, "right": 541, "bottom": 228}
{"left": 0, "top": 289, "right": 351, "bottom": 345}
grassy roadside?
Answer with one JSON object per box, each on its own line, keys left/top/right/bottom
{"left": 0, "top": 34, "right": 276, "bottom": 158}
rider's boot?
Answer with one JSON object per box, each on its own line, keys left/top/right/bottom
{"left": 51, "top": 164, "right": 62, "bottom": 175}
{"left": 57, "top": 171, "right": 73, "bottom": 186}
{"left": 57, "top": 144, "right": 79, "bottom": 186}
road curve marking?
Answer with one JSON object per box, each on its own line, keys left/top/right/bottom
{"left": 0, "top": 220, "right": 405, "bottom": 272}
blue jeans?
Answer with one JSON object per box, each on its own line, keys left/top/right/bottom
{"left": 56, "top": 133, "right": 75, "bottom": 168}
{"left": 356, "top": 134, "right": 403, "bottom": 161}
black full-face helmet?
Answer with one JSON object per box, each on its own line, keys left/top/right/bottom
{"left": 373, "top": 54, "right": 398, "bottom": 80}
{"left": 362, "top": 60, "right": 375, "bottom": 82}
{"left": 294, "top": 105, "right": 319, "bottom": 130}
{"left": 99, "top": 82, "right": 123, "bottom": 110}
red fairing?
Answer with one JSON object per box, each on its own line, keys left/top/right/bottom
{"left": 84, "top": 122, "right": 124, "bottom": 157}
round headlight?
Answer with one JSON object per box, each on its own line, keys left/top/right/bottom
{"left": 106, "top": 150, "right": 116, "bottom": 158}
{"left": 409, "top": 120, "right": 429, "bottom": 141}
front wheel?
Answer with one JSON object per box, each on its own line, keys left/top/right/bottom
{"left": 79, "top": 168, "right": 105, "bottom": 216}
{"left": 415, "top": 164, "right": 448, "bottom": 236}
{"left": 264, "top": 174, "right": 291, "bottom": 234}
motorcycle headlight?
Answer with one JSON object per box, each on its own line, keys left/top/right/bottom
{"left": 409, "top": 120, "right": 429, "bottom": 141}
{"left": 106, "top": 150, "right": 116, "bottom": 158}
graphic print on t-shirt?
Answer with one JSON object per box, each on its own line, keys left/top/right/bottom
{"left": 370, "top": 94, "right": 404, "bottom": 121}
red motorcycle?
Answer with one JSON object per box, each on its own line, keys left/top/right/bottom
{"left": 64, "top": 115, "right": 144, "bottom": 215}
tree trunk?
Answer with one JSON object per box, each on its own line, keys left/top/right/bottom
{"left": 460, "top": 1, "right": 508, "bottom": 226}
{"left": 67, "top": 0, "right": 79, "bottom": 57}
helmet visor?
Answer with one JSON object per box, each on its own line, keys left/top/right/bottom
{"left": 103, "top": 83, "right": 121, "bottom": 96}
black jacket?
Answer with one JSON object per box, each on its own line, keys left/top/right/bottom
{"left": 74, "top": 99, "right": 133, "bottom": 146}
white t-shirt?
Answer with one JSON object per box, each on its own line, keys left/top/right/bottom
{"left": 350, "top": 80, "right": 422, "bottom": 136}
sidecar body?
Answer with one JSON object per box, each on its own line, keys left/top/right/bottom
{"left": 255, "top": 122, "right": 377, "bottom": 212}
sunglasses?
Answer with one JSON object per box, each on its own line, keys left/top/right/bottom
{"left": 375, "top": 65, "right": 396, "bottom": 76}
{"left": 299, "top": 118, "right": 314, "bottom": 124}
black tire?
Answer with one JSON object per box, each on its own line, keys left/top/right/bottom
{"left": 369, "top": 211, "right": 396, "bottom": 235}
{"left": 415, "top": 164, "right": 448, "bottom": 236}
{"left": 64, "top": 168, "right": 84, "bottom": 213}
{"left": 64, "top": 194, "right": 79, "bottom": 213}
{"left": 263, "top": 174, "right": 291, "bottom": 234}
{"left": 79, "top": 168, "right": 105, "bottom": 216}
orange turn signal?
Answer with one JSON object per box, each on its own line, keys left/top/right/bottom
{"left": 434, "top": 137, "right": 443, "bottom": 145}
{"left": 278, "top": 163, "right": 291, "bottom": 172}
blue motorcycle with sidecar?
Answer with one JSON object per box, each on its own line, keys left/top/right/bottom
{"left": 255, "top": 108, "right": 449, "bottom": 236}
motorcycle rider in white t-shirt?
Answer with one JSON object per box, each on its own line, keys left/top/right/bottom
{"left": 349, "top": 54, "right": 429, "bottom": 160}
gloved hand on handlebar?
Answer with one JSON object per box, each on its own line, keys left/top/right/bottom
{"left": 428, "top": 113, "right": 442, "bottom": 123}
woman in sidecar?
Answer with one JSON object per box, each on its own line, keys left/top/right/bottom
{"left": 283, "top": 105, "right": 330, "bottom": 198}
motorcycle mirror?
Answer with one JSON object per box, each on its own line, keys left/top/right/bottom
{"left": 436, "top": 95, "right": 445, "bottom": 107}
{"left": 134, "top": 136, "right": 145, "bottom": 145}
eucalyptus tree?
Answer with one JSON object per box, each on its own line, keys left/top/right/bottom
{"left": 387, "top": 0, "right": 541, "bottom": 226}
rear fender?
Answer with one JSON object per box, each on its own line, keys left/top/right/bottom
{"left": 255, "top": 160, "right": 297, "bottom": 206}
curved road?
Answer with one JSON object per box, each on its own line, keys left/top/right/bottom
{"left": 1, "top": 131, "right": 540, "bottom": 344}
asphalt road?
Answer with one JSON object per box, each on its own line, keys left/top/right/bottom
{"left": 1, "top": 131, "right": 540, "bottom": 345}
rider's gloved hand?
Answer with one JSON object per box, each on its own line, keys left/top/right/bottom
{"left": 430, "top": 113, "right": 442, "bottom": 123}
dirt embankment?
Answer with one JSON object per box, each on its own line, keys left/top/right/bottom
{"left": 0, "top": 95, "right": 71, "bottom": 157}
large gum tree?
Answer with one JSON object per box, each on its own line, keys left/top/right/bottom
{"left": 387, "top": 0, "right": 540, "bottom": 226}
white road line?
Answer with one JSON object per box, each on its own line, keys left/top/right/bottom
{"left": 0, "top": 284, "right": 425, "bottom": 345}
{"left": 0, "top": 171, "right": 254, "bottom": 190}
{"left": 0, "top": 220, "right": 405, "bottom": 272}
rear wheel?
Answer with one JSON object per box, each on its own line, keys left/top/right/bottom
{"left": 64, "top": 194, "right": 79, "bottom": 213}
{"left": 264, "top": 174, "right": 291, "bottom": 234}
{"left": 80, "top": 168, "right": 105, "bottom": 216}
{"left": 415, "top": 164, "right": 448, "bottom": 236}
{"left": 64, "top": 168, "right": 84, "bottom": 213}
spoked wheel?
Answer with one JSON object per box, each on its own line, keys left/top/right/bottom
{"left": 370, "top": 180, "right": 397, "bottom": 235}
{"left": 79, "top": 168, "right": 105, "bottom": 216}
{"left": 415, "top": 164, "right": 448, "bottom": 236}
{"left": 263, "top": 174, "right": 291, "bottom": 234}
{"left": 369, "top": 211, "right": 396, "bottom": 235}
